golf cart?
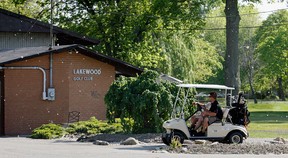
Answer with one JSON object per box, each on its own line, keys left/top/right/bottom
{"left": 162, "top": 84, "right": 250, "bottom": 145}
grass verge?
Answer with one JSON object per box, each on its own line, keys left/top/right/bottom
{"left": 247, "top": 101, "right": 288, "bottom": 138}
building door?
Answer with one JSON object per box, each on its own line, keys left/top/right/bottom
{"left": 0, "top": 70, "right": 4, "bottom": 135}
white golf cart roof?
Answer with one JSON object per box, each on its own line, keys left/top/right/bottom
{"left": 177, "top": 84, "right": 235, "bottom": 90}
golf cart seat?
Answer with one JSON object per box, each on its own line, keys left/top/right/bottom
{"left": 209, "top": 108, "right": 230, "bottom": 125}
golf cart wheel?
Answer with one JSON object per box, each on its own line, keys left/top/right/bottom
{"left": 162, "top": 134, "right": 170, "bottom": 146}
{"left": 171, "top": 131, "right": 185, "bottom": 144}
{"left": 228, "top": 132, "right": 243, "bottom": 144}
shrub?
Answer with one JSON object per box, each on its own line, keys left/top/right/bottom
{"left": 30, "top": 123, "right": 64, "bottom": 139}
{"left": 31, "top": 117, "right": 124, "bottom": 139}
{"left": 105, "top": 70, "right": 180, "bottom": 133}
{"left": 66, "top": 117, "right": 123, "bottom": 135}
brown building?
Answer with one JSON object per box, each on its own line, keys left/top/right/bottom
{"left": 0, "top": 9, "right": 142, "bottom": 135}
{"left": 0, "top": 45, "right": 142, "bottom": 135}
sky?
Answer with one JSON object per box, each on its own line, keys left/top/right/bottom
{"left": 255, "top": 0, "right": 288, "bottom": 19}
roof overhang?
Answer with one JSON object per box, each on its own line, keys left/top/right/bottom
{"left": 0, "top": 8, "right": 99, "bottom": 46}
{"left": 0, "top": 45, "right": 142, "bottom": 77}
{"left": 177, "top": 84, "right": 235, "bottom": 90}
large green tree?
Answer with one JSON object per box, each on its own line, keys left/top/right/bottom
{"left": 223, "top": 0, "right": 267, "bottom": 94}
{"left": 204, "top": 4, "right": 261, "bottom": 101}
{"left": 255, "top": 10, "right": 288, "bottom": 101}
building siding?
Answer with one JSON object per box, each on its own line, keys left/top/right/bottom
{"left": 4, "top": 50, "right": 115, "bottom": 135}
{"left": 0, "top": 32, "right": 52, "bottom": 49}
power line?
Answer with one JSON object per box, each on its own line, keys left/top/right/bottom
{"left": 205, "top": 7, "right": 288, "bottom": 18}
{"left": 157, "top": 22, "right": 288, "bottom": 31}
{"left": 41, "top": 5, "right": 288, "bottom": 19}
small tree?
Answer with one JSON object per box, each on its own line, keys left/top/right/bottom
{"left": 105, "top": 70, "right": 177, "bottom": 133}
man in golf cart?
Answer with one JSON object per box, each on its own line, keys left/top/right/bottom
{"left": 191, "top": 92, "right": 223, "bottom": 133}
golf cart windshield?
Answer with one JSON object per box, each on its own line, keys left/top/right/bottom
{"left": 171, "top": 84, "right": 235, "bottom": 119}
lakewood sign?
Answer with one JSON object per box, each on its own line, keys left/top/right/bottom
{"left": 72, "top": 68, "right": 101, "bottom": 81}
{"left": 73, "top": 68, "right": 101, "bottom": 75}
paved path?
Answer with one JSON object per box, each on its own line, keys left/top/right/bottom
{"left": 0, "top": 137, "right": 287, "bottom": 158}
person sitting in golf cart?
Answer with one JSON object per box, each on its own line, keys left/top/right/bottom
{"left": 191, "top": 92, "right": 223, "bottom": 133}
{"left": 190, "top": 102, "right": 211, "bottom": 131}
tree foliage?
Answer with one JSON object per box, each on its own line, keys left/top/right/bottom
{"left": 160, "top": 32, "right": 223, "bottom": 83}
{"left": 204, "top": 5, "right": 261, "bottom": 86}
{"left": 53, "top": 0, "right": 222, "bottom": 81}
{"left": 51, "top": 0, "right": 218, "bottom": 69}
{"left": 105, "top": 70, "right": 178, "bottom": 133}
{"left": 255, "top": 10, "right": 288, "bottom": 78}
{"left": 255, "top": 10, "right": 288, "bottom": 100}
{"left": 0, "top": 0, "right": 44, "bottom": 18}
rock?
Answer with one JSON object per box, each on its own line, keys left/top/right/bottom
{"left": 152, "top": 149, "right": 169, "bottom": 153}
{"left": 205, "top": 141, "right": 212, "bottom": 145}
{"left": 274, "top": 137, "right": 286, "bottom": 144}
{"left": 181, "top": 147, "right": 188, "bottom": 152}
{"left": 270, "top": 140, "right": 284, "bottom": 145}
{"left": 194, "top": 140, "right": 206, "bottom": 144}
{"left": 93, "top": 140, "right": 109, "bottom": 145}
{"left": 155, "top": 147, "right": 161, "bottom": 150}
{"left": 209, "top": 142, "right": 219, "bottom": 146}
{"left": 120, "top": 137, "right": 139, "bottom": 145}
{"left": 184, "top": 140, "right": 194, "bottom": 145}
{"left": 76, "top": 135, "right": 87, "bottom": 142}
{"left": 274, "top": 137, "right": 281, "bottom": 141}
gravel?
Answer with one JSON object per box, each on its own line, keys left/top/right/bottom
{"left": 171, "top": 143, "right": 288, "bottom": 155}
{"left": 76, "top": 133, "right": 162, "bottom": 143}
{"left": 76, "top": 133, "right": 288, "bottom": 155}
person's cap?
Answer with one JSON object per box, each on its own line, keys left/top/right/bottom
{"left": 208, "top": 92, "right": 217, "bottom": 99}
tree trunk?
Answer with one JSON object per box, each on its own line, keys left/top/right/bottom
{"left": 248, "top": 77, "right": 257, "bottom": 104}
{"left": 248, "top": 59, "right": 257, "bottom": 103}
{"left": 277, "top": 77, "right": 285, "bottom": 101}
{"left": 224, "top": 0, "right": 240, "bottom": 95}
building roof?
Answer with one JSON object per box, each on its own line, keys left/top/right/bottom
{"left": 159, "top": 74, "right": 183, "bottom": 84}
{"left": 177, "top": 84, "right": 235, "bottom": 90}
{"left": 0, "top": 45, "right": 143, "bottom": 77}
{"left": 0, "top": 8, "right": 99, "bottom": 46}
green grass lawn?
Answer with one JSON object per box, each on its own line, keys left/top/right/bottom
{"left": 247, "top": 101, "right": 288, "bottom": 138}
{"left": 248, "top": 101, "right": 288, "bottom": 112}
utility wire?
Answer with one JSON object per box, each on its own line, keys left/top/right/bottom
{"left": 89, "top": 7, "right": 288, "bottom": 19}
{"left": 205, "top": 7, "right": 288, "bottom": 18}
{"left": 157, "top": 22, "right": 288, "bottom": 31}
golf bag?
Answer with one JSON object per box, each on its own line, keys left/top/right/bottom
{"left": 229, "top": 93, "right": 250, "bottom": 126}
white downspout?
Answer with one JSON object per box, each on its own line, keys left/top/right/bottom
{"left": 0, "top": 66, "right": 47, "bottom": 100}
